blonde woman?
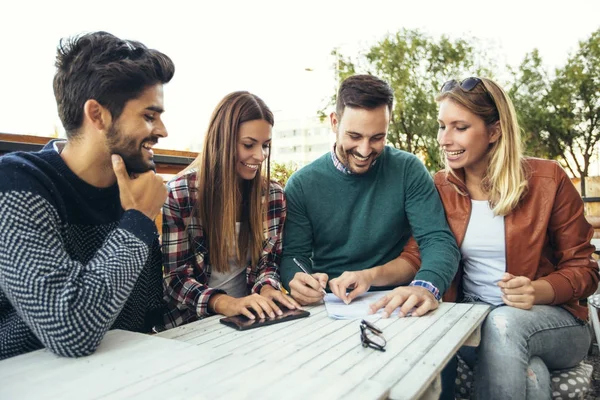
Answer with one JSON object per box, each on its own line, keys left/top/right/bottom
{"left": 372, "top": 77, "right": 599, "bottom": 399}
{"left": 161, "top": 91, "right": 299, "bottom": 328}
{"left": 436, "top": 77, "right": 598, "bottom": 399}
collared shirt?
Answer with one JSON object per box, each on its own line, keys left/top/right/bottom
{"left": 410, "top": 280, "right": 441, "bottom": 301}
{"left": 330, "top": 144, "right": 381, "bottom": 174}
{"left": 161, "top": 169, "right": 286, "bottom": 328}
{"left": 330, "top": 145, "right": 353, "bottom": 174}
{"left": 330, "top": 145, "right": 440, "bottom": 300}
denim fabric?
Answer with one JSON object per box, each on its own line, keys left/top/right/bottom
{"left": 441, "top": 301, "right": 591, "bottom": 399}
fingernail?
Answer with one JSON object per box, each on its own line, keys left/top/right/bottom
{"left": 277, "top": 310, "right": 282, "bottom": 316}
{"left": 382, "top": 312, "right": 389, "bottom": 318}
{"left": 249, "top": 314, "right": 255, "bottom": 320}
{"left": 344, "top": 300, "right": 349, "bottom": 305}
{"left": 111, "top": 154, "right": 119, "bottom": 164}
{"left": 398, "top": 312, "right": 405, "bottom": 318}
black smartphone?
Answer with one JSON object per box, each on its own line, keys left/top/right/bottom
{"left": 220, "top": 307, "right": 310, "bottom": 331}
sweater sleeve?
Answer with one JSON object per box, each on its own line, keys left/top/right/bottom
{"left": 0, "top": 168, "right": 156, "bottom": 358}
{"left": 538, "top": 162, "right": 600, "bottom": 303}
{"left": 403, "top": 157, "right": 460, "bottom": 294}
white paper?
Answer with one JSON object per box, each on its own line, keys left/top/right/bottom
{"left": 324, "top": 290, "right": 399, "bottom": 320}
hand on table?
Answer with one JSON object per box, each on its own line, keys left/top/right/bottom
{"left": 369, "top": 286, "right": 438, "bottom": 318}
{"left": 211, "top": 293, "right": 281, "bottom": 320}
{"left": 259, "top": 285, "right": 302, "bottom": 311}
{"left": 498, "top": 273, "right": 535, "bottom": 310}
{"left": 289, "top": 272, "right": 328, "bottom": 306}
{"left": 329, "top": 270, "right": 374, "bottom": 304}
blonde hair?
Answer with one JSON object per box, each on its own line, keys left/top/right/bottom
{"left": 437, "top": 78, "right": 527, "bottom": 216}
{"left": 187, "top": 91, "right": 273, "bottom": 273}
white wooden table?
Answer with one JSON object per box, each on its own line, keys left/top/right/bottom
{"left": 157, "top": 302, "right": 490, "bottom": 400}
{"left": 0, "top": 330, "right": 389, "bottom": 400}
{"left": 0, "top": 302, "right": 489, "bottom": 400}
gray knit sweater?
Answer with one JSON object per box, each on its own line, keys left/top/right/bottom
{"left": 0, "top": 141, "right": 165, "bottom": 360}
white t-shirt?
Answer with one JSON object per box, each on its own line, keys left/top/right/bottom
{"left": 207, "top": 223, "right": 248, "bottom": 298}
{"left": 460, "top": 200, "right": 506, "bottom": 305}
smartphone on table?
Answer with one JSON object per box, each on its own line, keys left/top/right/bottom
{"left": 220, "top": 307, "right": 310, "bottom": 331}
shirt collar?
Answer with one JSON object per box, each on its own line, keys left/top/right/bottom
{"left": 330, "top": 144, "right": 353, "bottom": 174}
{"left": 330, "top": 144, "right": 380, "bottom": 174}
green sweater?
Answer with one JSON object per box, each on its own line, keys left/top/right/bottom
{"left": 281, "top": 146, "right": 459, "bottom": 294}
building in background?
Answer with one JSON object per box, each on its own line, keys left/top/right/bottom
{"left": 271, "top": 117, "right": 333, "bottom": 167}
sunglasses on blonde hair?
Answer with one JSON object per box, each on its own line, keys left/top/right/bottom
{"left": 440, "top": 77, "right": 482, "bottom": 93}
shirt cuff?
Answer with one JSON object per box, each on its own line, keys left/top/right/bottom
{"left": 409, "top": 280, "right": 441, "bottom": 301}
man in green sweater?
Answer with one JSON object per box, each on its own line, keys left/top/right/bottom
{"left": 281, "top": 74, "right": 460, "bottom": 318}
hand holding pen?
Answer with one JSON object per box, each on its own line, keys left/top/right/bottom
{"left": 288, "top": 257, "right": 328, "bottom": 305}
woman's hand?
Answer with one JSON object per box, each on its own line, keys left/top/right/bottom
{"left": 259, "top": 285, "right": 302, "bottom": 311}
{"left": 210, "top": 293, "right": 280, "bottom": 320}
{"left": 498, "top": 273, "right": 535, "bottom": 310}
{"left": 329, "top": 270, "right": 375, "bottom": 304}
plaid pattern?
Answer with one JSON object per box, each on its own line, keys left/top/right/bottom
{"left": 410, "top": 280, "right": 441, "bottom": 301}
{"left": 161, "top": 170, "right": 286, "bottom": 328}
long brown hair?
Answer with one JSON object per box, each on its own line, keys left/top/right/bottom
{"left": 189, "top": 91, "right": 273, "bottom": 273}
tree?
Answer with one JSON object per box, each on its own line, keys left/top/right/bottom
{"left": 511, "top": 29, "right": 600, "bottom": 195}
{"left": 320, "top": 29, "right": 495, "bottom": 171}
{"left": 270, "top": 161, "right": 298, "bottom": 187}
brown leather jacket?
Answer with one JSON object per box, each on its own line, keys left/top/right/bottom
{"left": 409, "top": 158, "right": 599, "bottom": 321}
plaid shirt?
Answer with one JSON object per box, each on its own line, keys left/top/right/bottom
{"left": 161, "top": 170, "right": 286, "bottom": 328}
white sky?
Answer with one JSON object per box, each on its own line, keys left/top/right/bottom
{"left": 1, "top": 0, "right": 599, "bottom": 152}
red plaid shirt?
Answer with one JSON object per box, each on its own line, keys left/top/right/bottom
{"left": 161, "top": 170, "right": 286, "bottom": 328}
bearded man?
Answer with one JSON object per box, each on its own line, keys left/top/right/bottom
{"left": 281, "top": 75, "right": 460, "bottom": 318}
{"left": 0, "top": 31, "right": 174, "bottom": 359}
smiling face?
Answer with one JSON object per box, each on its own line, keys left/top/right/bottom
{"left": 105, "top": 83, "right": 167, "bottom": 173}
{"left": 236, "top": 119, "right": 272, "bottom": 181}
{"left": 437, "top": 99, "right": 500, "bottom": 177}
{"left": 331, "top": 104, "right": 389, "bottom": 174}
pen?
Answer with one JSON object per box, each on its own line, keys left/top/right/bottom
{"left": 293, "top": 257, "right": 327, "bottom": 295}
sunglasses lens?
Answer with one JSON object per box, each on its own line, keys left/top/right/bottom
{"left": 461, "top": 77, "right": 481, "bottom": 91}
{"left": 440, "top": 80, "right": 457, "bottom": 92}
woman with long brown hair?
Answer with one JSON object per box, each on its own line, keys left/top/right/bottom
{"left": 161, "top": 91, "right": 299, "bottom": 327}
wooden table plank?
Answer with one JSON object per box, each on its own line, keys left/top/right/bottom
{"left": 0, "top": 330, "right": 204, "bottom": 399}
{"left": 388, "top": 304, "right": 489, "bottom": 400}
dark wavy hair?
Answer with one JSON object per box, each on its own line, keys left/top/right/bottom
{"left": 335, "top": 74, "right": 394, "bottom": 118}
{"left": 53, "top": 31, "right": 175, "bottom": 138}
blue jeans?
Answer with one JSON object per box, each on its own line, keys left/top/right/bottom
{"left": 441, "top": 303, "right": 591, "bottom": 400}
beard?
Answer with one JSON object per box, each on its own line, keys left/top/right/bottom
{"left": 106, "top": 124, "right": 158, "bottom": 174}
{"left": 335, "top": 144, "right": 376, "bottom": 174}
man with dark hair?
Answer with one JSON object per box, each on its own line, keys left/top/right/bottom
{"left": 0, "top": 31, "right": 175, "bottom": 359}
{"left": 281, "top": 74, "right": 460, "bottom": 317}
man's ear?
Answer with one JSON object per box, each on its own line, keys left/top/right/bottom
{"left": 83, "top": 99, "right": 111, "bottom": 131}
{"left": 489, "top": 121, "right": 501, "bottom": 144}
{"left": 330, "top": 111, "right": 340, "bottom": 134}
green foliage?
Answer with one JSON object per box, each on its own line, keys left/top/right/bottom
{"left": 512, "top": 28, "right": 600, "bottom": 184}
{"left": 270, "top": 161, "right": 298, "bottom": 187}
{"left": 320, "top": 28, "right": 496, "bottom": 172}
